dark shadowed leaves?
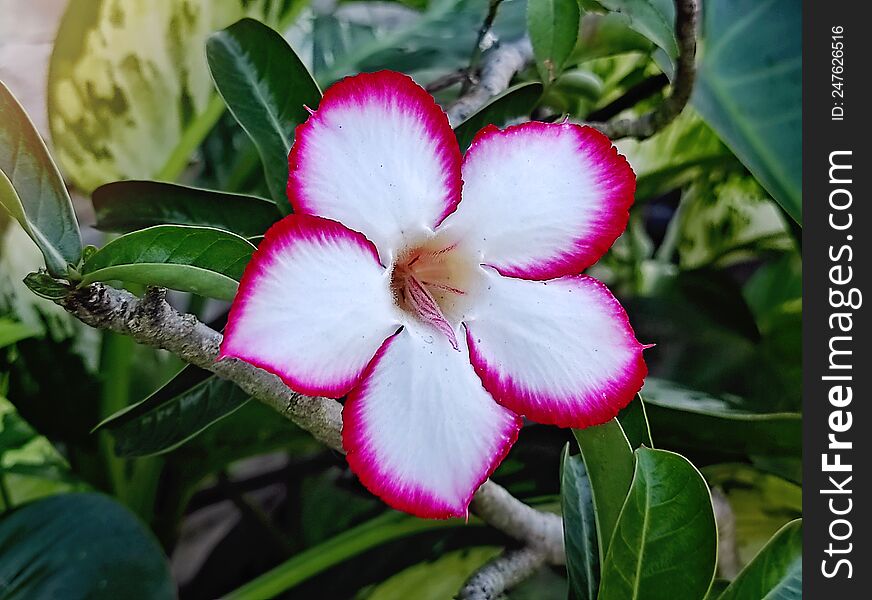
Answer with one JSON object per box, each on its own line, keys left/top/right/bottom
{"left": 93, "top": 180, "right": 280, "bottom": 238}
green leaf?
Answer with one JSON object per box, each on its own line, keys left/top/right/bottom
{"left": 718, "top": 519, "right": 802, "bottom": 599}
{"left": 642, "top": 379, "right": 801, "bottom": 458}
{"left": 79, "top": 225, "right": 255, "bottom": 300}
{"left": 47, "top": 0, "right": 304, "bottom": 192}
{"left": 573, "top": 419, "right": 634, "bottom": 564}
{"left": 594, "top": 0, "right": 677, "bottom": 58}
{"left": 0, "top": 493, "right": 173, "bottom": 599}
{"left": 528, "top": 0, "right": 582, "bottom": 82}
{"left": 97, "top": 366, "right": 249, "bottom": 457}
{"left": 0, "top": 318, "right": 39, "bottom": 349}
{"left": 694, "top": 0, "right": 801, "bottom": 223}
{"left": 454, "top": 82, "right": 544, "bottom": 151}
{"left": 616, "top": 394, "right": 652, "bottom": 449}
{"left": 207, "top": 18, "right": 321, "bottom": 211}
{"left": 93, "top": 180, "right": 280, "bottom": 238}
{"left": 599, "top": 448, "right": 717, "bottom": 600}
{"left": 22, "top": 272, "right": 71, "bottom": 301}
{"left": 0, "top": 82, "right": 82, "bottom": 276}
{"left": 561, "top": 446, "right": 599, "bottom": 600}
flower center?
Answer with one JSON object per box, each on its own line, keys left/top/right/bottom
{"left": 390, "top": 239, "right": 477, "bottom": 350}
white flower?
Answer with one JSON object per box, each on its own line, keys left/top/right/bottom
{"left": 220, "top": 71, "right": 647, "bottom": 518}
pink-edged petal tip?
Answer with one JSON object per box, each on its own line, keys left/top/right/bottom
{"left": 441, "top": 122, "right": 635, "bottom": 280}
{"left": 343, "top": 326, "right": 522, "bottom": 519}
{"left": 288, "top": 70, "right": 462, "bottom": 261}
{"left": 464, "top": 269, "right": 647, "bottom": 429}
{"left": 219, "top": 214, "right": 399, "bottom": 398}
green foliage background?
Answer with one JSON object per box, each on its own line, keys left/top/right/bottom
{"left": 0, "top": 0, "right": 801, "bottom": 598}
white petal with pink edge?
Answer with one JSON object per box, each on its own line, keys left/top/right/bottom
{"left": 219, "top": 214, "right": 400, "bottom": 398}
{"left": 288, "top": 71, "right": 462, "bottom": 262}
{"left": 343, "top": 325, "right": 522, "bottom": 519}
{"left": 439, "top": 122, "right": 635, "bottom": 280}
{"left": 464, "top": 268, "right": 647, "bottom": 428}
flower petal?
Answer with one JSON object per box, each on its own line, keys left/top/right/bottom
{"left": 220, "top": 214, "right": 400, "bottom": 397}
{"left": 465, "top": 269, "right": 647, "bottom": 428}
{"left": 441, "top": 122, "right": 635, "bottom": 280}
{"left": 344, "top": 325, "right": 521, "bottom": 518}
{"left": 288, "top": 71, "right": 462, "bottom": 261}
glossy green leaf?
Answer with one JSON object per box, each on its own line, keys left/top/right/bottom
{"left": 207, "top": 18, "right": 321, "bottom": 210}
{"left": 80, "top": 225, "right": 255, "bottom": 300}
{"left": 47, "top": 0, "right": 303, "bottom": 192}
{"left": 594, "top": 0, "right": 677, "bottom": 58}
{"left": 719, "top": 519, "right": 802, "bottom": 600}
{"left": 454, "top": 82, "right": 544, "bottom": 151}
{"left": 22, "top": 272, "right": 71, "bottom": 301}
{"left": 528, "top": 0, "right": 582, "bottom": 82}
{"left": 561, "top": 446, "right": 599, "bottom": 600}
{"left": 0, "top": 82, "right": 82, "bottom": 276}
{"left": 0, "top": 493, "right": 173, "bottom": 599}
{"left": 616, "top": 394, "right": 652, "bottom": 449}
{"left": 573, "top": 419, "right": 634, "bottom": 564}
{"left": 642, "top": 379, "right": 801, "bottom": 458}
{"left": 599, "top": 448, "right": 717, "bottom": 600}
{"left": 97, "top": 365, "right": 249, "bottom": 457}
{"left": 694, "top": 0, "right": 801, "bottom": 222}
{"left": 93, "top": 180, "right": 280, "bottom": 238}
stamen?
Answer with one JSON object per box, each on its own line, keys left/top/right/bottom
{"left": 420, "top": 280, "right": 466, "bottom": 296}
{"left": 405, "top": 275, "right": 459, "bottom": 350}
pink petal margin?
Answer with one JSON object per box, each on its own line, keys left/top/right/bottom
{"left": 465, "top": 122, "right": 636, "bottom": 280}
{"left": 465, "top": 276, "right": 648, "bottom": 429}
{"left": 287, "top": 70, "right": 463, "bottom": 227}
{"left": 343, "top": 332, "right": 524, "bottom": 519}
{"left": 218, "top": 214, "right": 388, "bottom": 398}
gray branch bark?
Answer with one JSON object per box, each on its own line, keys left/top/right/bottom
{"left": 56, "top": 283, "right": 565, "bottom": 564}
{"left": 446, "top": 0, "right": 698, "bottom": 141}
{"left": 446, "top": 38, "right": 533, "bottom": 127}
{"left": 456, "top": 546, "right": 547, "bottom": 600}
{"left": 586, "top": 0, "right": 698, "bottom": 140}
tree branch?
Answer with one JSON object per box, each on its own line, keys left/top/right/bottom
{"left": 445, "top": 38, "right": 533, "bottom": 127}
{"left": 459, "top": 0, "right": 506, "bottom": 95}
{"left": 456, "top": 546, "right": 547, "bottom": 600}
{"left": 55, "top": 283, "right": 565, "bottom": 563}
{"left": 586, "top": 0, "right": 698, "bottom": 140}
